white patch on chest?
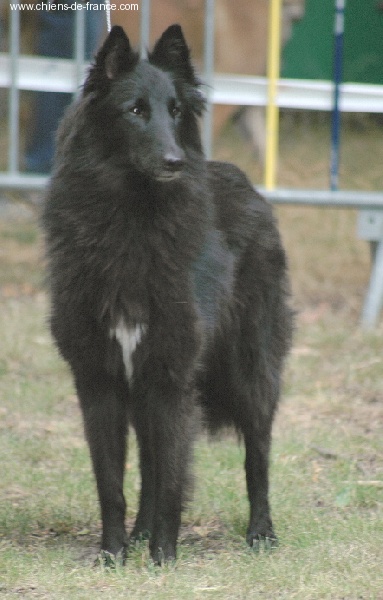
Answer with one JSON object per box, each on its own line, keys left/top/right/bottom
{"left": 110, "top": 319, "right": 146, "bottom": 381}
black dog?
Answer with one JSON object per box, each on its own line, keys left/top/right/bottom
{"left": 42, "top": 25, "right": 293, "bottom": 565}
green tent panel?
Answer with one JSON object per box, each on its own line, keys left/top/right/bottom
{"left": 282, "top": 0, "right": 383, "bottom": 84}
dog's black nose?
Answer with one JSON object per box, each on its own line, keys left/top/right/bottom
{"left": 163, "top": 154, "right": 184, "bottom": 172}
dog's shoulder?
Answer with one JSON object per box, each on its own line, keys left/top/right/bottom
{"left": 207, "top": 160, "right": 277, "bottom": 251}
{"left": 207, "top": 160, "right": 272, "bottom": 219}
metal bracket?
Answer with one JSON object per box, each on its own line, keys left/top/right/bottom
{"left": 358, "top": 211, "right": 383, "bottom": 328}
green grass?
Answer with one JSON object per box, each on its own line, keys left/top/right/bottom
{"left": 1, "top": 216, "right": 383, "bottom": 599}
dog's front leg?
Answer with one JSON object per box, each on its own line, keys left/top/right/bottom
{"left": 132, "top": 362, "right": 198, "bottom": 564}
{"left": 131, "top": 372, "right": 198, "bottom": 562}
{"left": 74, "top": 366, "right": 129, "bottom": 561}
{"left": 134, "top": 304, "right": 201, "bottom": 564}
{"left": 130, "top": 405, "right": 156, "bottom": 543}
{"left": 149, "top": 383, "right": 198, "bottom": 564}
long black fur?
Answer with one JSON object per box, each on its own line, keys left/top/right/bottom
{"left": 42, "top": 24, "right": 293, "bottom": 564}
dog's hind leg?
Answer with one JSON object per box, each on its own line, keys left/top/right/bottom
{"left": 242, "top": 410, "right": 279, "bottom": 550}
{"left": 236, "top": 306, "right": 286, "bottom": 550}
{"left": 74, "top": 366, "right": 129, "bottom": 561}
{"left": 203, "top": 352, "right": 279, "bottom": 550}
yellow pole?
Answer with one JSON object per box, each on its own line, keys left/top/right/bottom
{"left": 265, "top": 0, "right": 282, "bottom": 190}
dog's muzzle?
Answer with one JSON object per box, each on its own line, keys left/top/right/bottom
{"left": 156, "top": 154, "right": 184, "bottom": 181}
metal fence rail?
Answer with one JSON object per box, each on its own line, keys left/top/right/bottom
{"left": 260, "top": 188, "right": 383, "bottom": 328}
{"left": 1, "top": 0, "right": 383, "bottom": 326}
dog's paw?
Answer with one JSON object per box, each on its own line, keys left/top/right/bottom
{"left": 95, "top": 548, "right": 126, "bottom": 568}
{"left": 150, "top": 542, "right": 176, "bottom": 566}
{"left": 246, "top": 531, "right": 279, "bottom": 553}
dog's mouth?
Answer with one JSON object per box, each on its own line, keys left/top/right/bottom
{"left": 155, "top": 171, "right": 182, "bottom": 182}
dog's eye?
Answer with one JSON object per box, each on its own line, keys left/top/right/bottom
{"left": 130, "top": 105, "right": 143, "bottom": 116}
{"left": 122, "top": 101, "right": 146, "bottom": 118}
{"left": 171, "top": 105, "right": 181, "bottom": 118}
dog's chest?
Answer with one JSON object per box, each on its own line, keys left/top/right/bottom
{"left": 109, "top": 318, "right": 147, "bottom": 382}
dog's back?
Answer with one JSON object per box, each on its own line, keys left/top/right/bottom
{"left": 42, "top": 25, "right": 293, "bottom": 565}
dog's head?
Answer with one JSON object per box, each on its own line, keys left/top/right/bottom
{"left": 83, "top": 25, "right": 206, "bottom": 181}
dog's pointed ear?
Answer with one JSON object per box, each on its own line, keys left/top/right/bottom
{"left": 84, "top": 26, "right": 138, "bottom": 95}
{"left": 150, "top": 25, "right": 196, "bottom": 83}
{"left": 101, "top": 26, "right": 137, "bottom": 80}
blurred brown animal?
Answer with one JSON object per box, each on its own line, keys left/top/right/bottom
{"left": 111, "top": 0, "right": 305, "bottom": 160}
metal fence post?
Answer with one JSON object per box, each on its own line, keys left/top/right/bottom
{"left": 361, "top": 239, "right": 383, "bottom": 328}
{"left": 203, "top": 0, "right": 215, "bottom": 159}
{"left": 74, "top": 7, "right": 86, "bottom": 96}
{"left": 140, "top": 0, "right": 151, "bottom": 58}
{"left": 8, "top": 8, "right": 20, "bottom": 175}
